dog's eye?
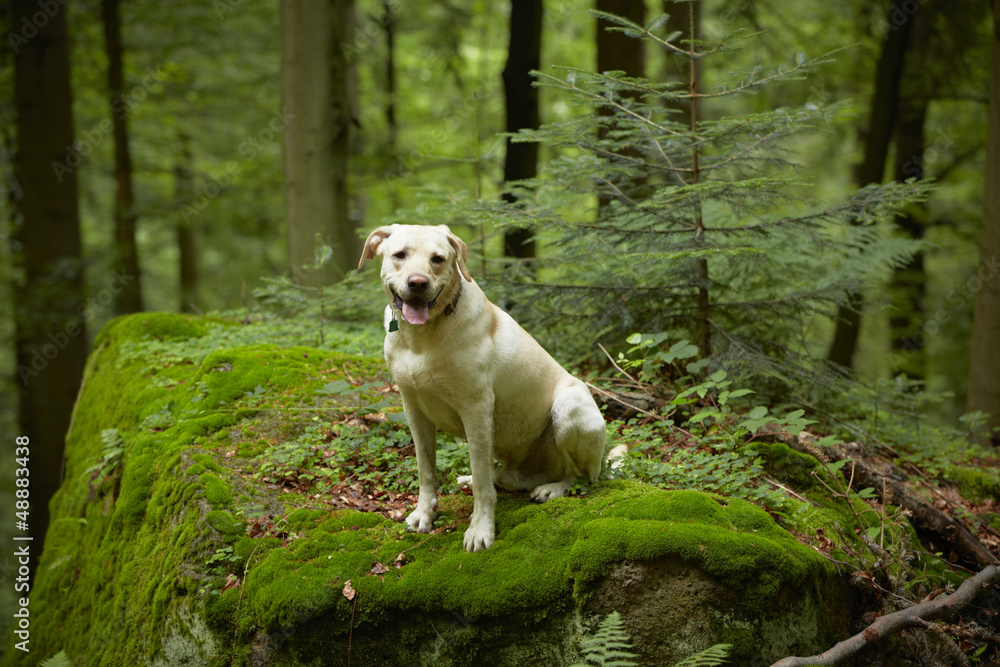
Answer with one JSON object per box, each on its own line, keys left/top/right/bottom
{"left": 431, "top": 256, "right": 445, "bottom": 264}
{"left": 393, "top": 251, "right": 406, "bottom": 260}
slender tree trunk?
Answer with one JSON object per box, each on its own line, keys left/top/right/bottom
{"left": 381, "top": 0, "right": 399, "bottom": 212}
{"left": 502, "top": 0, "right": 543, "bottom": 262}
{"left": 174, "top": 132, "right": 198, "bottom": 312}
{"left": 967, "top": 0, "right": 1000, "bottom": 445}
{"left": 827, "top": 0, "right": 913, "bottom": 368}
{"left": 282, "top": 0, "right": 356, "bottom": 285}
{"left": 102, "top": 0, "right": 143, "bottom": 313}
{"left": 12, "top": 0, "right": 87, "bottom": 582}
{"left": 595, "top": 0, "right": 646, "bottom": 210}
{"left": 888, "top": 3, "right": 933, "bottom": 380}
{"left": 888, "top": 97, "right": 928, "bottom": 380}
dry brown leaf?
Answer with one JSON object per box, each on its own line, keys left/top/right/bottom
{"left": 343, "top": 579, "right": 356, "bottom": 601}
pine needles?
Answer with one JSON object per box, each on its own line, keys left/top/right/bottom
{"left": 464, "top": 4, "right": 930, "bottom": 393}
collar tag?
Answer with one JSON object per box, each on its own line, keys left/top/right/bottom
{"left": 388, "top": 315, "right": 399, "bottom": 332}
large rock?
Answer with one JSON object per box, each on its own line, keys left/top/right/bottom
{"left": 5, "top": 314, "right": 854, "bottom": 666}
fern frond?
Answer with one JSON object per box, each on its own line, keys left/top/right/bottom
{"left": 674, "top": 643, "right": 732, "bottom": 667}
{"left": 572, "top": 611, "right": 640, "bottom": 667}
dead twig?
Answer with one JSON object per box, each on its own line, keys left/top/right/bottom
{"left": 770, "top": 564, "right": 1000, "bottom": 666}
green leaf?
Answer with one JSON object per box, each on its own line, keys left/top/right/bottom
{"left": 748, "top": 406, "right": 768, "bottom": 420}
{"left": 689, "top": 407, "right": 718, "bottom": 423}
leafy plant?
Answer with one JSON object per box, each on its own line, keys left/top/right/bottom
{"left": 39, "top": 652, "right": 72, "bottom": 667}
{"left": 601, "top": 333, "right": 815, "bottom": 510}
{"left": 253, "top": 418, "right": 469, "bottom": 495}
{"left": 82, "top": 429, "right": 126, "bottom": 481}
{"left": 572, "top": 611, "right": 639, "bottom": 667}
{"left": 674, "top": 643, "right": 731, "bottom": 667}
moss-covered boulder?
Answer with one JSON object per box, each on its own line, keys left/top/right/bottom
{"left": 5, "top": 314, "right": 854, "bottom": 666}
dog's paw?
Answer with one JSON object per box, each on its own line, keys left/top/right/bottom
{"left": 530, "top": 481, "right": 572, "bottom": 502}
{"left": 456, "top": 475, "right": 473, "bottom": 487}
{"left": 463, "top": 517, "right": 495, "bottom": 552}
{"left": 405, "top": 507, "right": 437, "bottom": 533}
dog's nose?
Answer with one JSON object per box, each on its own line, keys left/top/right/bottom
{"left": 407, "top": 274, "right": 429, "bottom": 293}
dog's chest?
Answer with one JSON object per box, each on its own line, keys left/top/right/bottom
{"left": 384, "top": 342, "right": 477, "bottom": 433}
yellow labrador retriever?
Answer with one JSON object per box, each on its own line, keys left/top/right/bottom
{"left": 358, "top": 224, "right": 606, "bottom": 551}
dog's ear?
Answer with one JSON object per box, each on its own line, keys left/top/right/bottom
{"left": 443, "top": 227, "right": 472, "bottom": 282}
{"left": 358, "top": 226, "right": 394, "bottom": 269}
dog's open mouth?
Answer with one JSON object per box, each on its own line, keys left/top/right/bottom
{"left": 392, "top": 290, "right": 430, "bottom": 325}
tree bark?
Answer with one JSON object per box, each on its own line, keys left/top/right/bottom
{"left": 174, "top": 132, "right": 198, "bottom": 312}
{"left": 102, "top": 0, "right": 143, "bottom": 314}
{"left": 502, "top": 0, "right": 543, "bottom": 263}
{"left": 282, "top": 0, "right": 357, "bottom": 286}
{"left": 888, "top": 4, "right": 933, "bottom": 381}
{"left": 12, "top": 0, "right": 87, "bottom": 582}
{"left": 381, "top": 0, "right": 399, "bottom": 212}
{"left": 827, "top": 0, "right": 913, "bottom": 369}
{"left": 595, "top": 0, "right": 646, "bottom": 211}
{"left": 967, "top": 0, "right": 1000, "bottom": 445}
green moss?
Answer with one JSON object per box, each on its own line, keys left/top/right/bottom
{"left": 200, "top": 473, "right": 233, "bottom": 507}
{"left": 192, "top": 454, "right": 224, "bottom": 473}
{"left": 8, "top": 312, "right": 852, "bottom": 666}
{"left": 945, "top": 465, "right": 1000, "bottom": 503}
{"left": 753, "top": 442, "right": 824, "bottom": 491}
{"left": 206, "top": 511, "right": 245, "bottom": 540}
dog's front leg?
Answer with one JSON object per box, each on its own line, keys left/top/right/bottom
{"left": 401, "top": 394, "right": 438, "bottom": 532}
{"left": 462, "top": 400, "right": 497, "bottom": 552}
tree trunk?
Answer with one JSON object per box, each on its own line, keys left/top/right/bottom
{"left": 502, "top": 0, "right": 543, "bottom": 263}
{"left": 174, "top": 132, "right": 198, "bottom": 312}
{"left": 102, "top": 0, "right": 143, "bottom": 313}
{"left": 888, "top": 4, "right": 934, "bottom": 381}
{"left": 595, "top": 0, "right": 646, "bottom": 211}
{"left": 12, "top": 0, "right": 87, "bottom": 582}
{"left": 381, "top": 0, "right": 399, "bottom": 212}
{"left": 282, "top": 0, "right": 357, "bottom": 286}
{"left": 827, "top": 0, "right": 913, "bottom": 369}
{"left": 967, "top": 0, "right": 1000, "bottom": 446}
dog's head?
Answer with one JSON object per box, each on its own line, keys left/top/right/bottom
{"left": 358, "top": 224, "right": 472, "bottom": 325}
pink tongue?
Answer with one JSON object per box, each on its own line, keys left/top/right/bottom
{"left": 402, "top": 301, "right": 428, "bottom": 324}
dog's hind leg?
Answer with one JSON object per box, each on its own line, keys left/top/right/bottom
{"left": 529, "top": 382, "right": 605, "bottom": 502}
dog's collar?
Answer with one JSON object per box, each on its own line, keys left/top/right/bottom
{"left": 425, "top": 283, "right": 462, "bottom": 316}
{"left": 442, "top": 283, "right": 462, "bottom": 316}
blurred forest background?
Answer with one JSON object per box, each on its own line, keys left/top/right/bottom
{"left": 1, "top": 0, "right": 997, "bottom": 593}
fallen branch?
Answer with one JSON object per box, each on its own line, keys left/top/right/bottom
{"left": 824, "top": 441, "right": 999, "bottom": 570}
{"left": 770, "top": 564, "right": 1000, "bottom": 667}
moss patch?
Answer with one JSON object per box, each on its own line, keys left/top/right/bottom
{"left": 945, "top": 465, "right": 1000, "bottom": 503}
{"left": 7, "top": 313, "right": 850, "bottom": 666}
